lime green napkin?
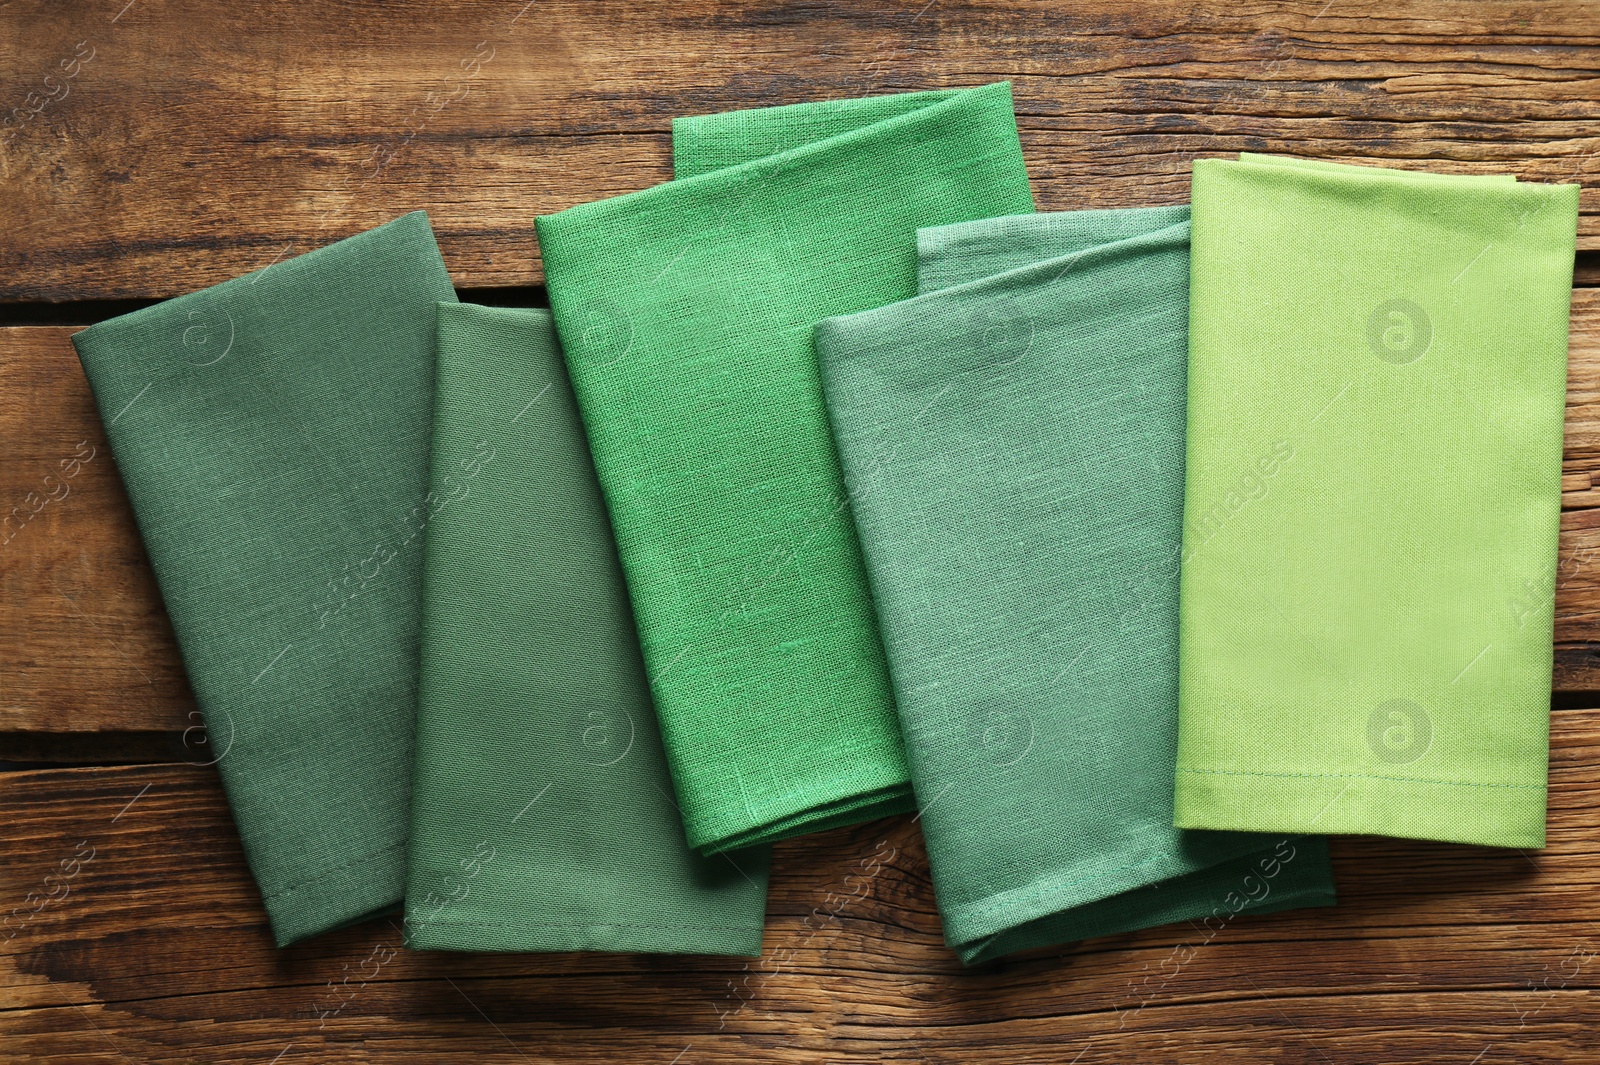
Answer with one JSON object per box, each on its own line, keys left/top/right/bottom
{"left": 534, "top": 84, "right": 1036, "bottom": 855}
{"left": 816, "top": 205, "right": 1334, "bottom": 965}
{"left": 404, "top": 304, "right": 769, "bottom": 955}
{"left": 1176, "top": 156, "right": 1579, "bottom": 849}
{"left": 70, "top": 213, "right": 455, "bottom": 945}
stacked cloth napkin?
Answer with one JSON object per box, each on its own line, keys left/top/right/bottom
{"left": 404, "top": 304, "right": 769, "bottom": 955}
{"left": 1175, "top": 155, "right": 1579, "bottom": 849}
{"left": 536, "top": 83, "right": 1037, "bottom": 855}
{"left": 72, "top": 213, "right": 454, "bottom": 945}
{"left": 815, "top": 204, "right": 1336, "bottom": 965}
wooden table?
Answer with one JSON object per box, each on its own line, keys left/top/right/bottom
{"left": 3, "top": 2, "right": 1598, "bottom": 1060}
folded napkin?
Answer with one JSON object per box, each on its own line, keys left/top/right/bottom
{"left": 71, "top": 213, "right": 455, "bottom": 945}
{"left": 1176, "top": 156, "right": 1579, "bottom": 849}
{"left": 816, "top": 205, "right": 1335, "bottom": 965}
{"left": 535, "top": 83, "right": 1036, "bottom": 854}
{"left": 405, "top": 304, "right": 769, "bottom": 954}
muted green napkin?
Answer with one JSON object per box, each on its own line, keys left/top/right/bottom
{"left": 816, "top": 206, "right": 1334, "bottom": 965}
{"left": 405, "top": 304, "right": 769, "bottom": 955}
{"left": 1176, "top": 156, "right": 1579, "bottom": 849}
{"left": 535, "top": 83, "right": 1036, "bottom": 854}
{"left": 71, "top": 213, "right": 455, "bottom": 945}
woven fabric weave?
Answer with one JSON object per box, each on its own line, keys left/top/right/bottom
{"left": 1176, "top": 156, "right": 1579, "bottom": 849}
{"left": 534, "top": 83, "right": 1036, "bottom": 854}
{"left": 816, "top": 206, "right": 1335, "bottom": 964}
{"left": 70, "top": 213, "right": 455, "bottom": 945}
{"left": 405, "top": 304, "right": 769, "bottom": 955}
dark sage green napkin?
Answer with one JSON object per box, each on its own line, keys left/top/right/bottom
{"left": 816, "top": 206, "right": 1336, "bottom": 964}
{"left": 404, "top": 304, "right": 769, "bottom": 955}
{"left": 71, "top": 212, "right": 454, "bottom": 946}
{"left": 535, "top": 84, "right": 1036, "bottom": 855}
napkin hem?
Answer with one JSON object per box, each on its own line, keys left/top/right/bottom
{"left": 695, "top": 780, "right": 917, "bottom": 855}
{"left": 402, "top": 918, "right": 766, "bottom": 957}
{"left": 263, "top": 839, "right": 408, "bottom": 947}
{"left": 1174, "top": 767, "right": 1546, "bottom": 848}
{"left": 954, "top": 881, "right": 1342, "bottom": 966}
{"left": 951, "top": 839, "right": 1338, "bottom": 965}
{"left": 937, "top": 828, "right": 1275, "bottom": 950}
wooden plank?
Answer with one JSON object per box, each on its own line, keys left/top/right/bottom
{"left": 0, "top": 327, "right": 196, "bottom": 737}
{"left": 1556, "top": 289, "right": 1600, "bottom": 687}
{"left": 4, "top": 289, "right": 1600, "bottom": 743}
{"left": 1, "top": 708, "right": 1597, "bottom": 1060}
{"left": 0, "top": 0, "right": 1596, "bottom": 302}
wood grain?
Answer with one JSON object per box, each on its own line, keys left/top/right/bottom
{"left": 1, "top": 709, "right": 1597, "bottom": 1061}
{"left": 0, "top": 0, "right": 1596, "bottom": 302}
{"left": 0, "top": 327, "right": 196, "bottom": 737}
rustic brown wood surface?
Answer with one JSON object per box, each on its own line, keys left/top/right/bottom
{"left": 2, "top": 0, "right": 1598, "bottom": 300}
{"left": 3, "top": 0, "right": 1600, "bottom": 1061}
{"left": 0, "top": 724, "right": 1596, "bottom": 1063}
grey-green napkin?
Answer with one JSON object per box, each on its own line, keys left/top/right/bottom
{"left": 815, "top": 206, "right": 1336, "bottom": 964}
{"left": 405, "top": 303, "right": 769, "bottom": 955}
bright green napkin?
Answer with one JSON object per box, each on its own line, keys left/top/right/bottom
{"left": 405, "top": 304, "right": 769, "bottom": 955}
{"left": 1176, "top": 156, "right": 1579, "bottom": 849}
{"left": 816, "top": 206, "right": 1335, "bottom": 965}
{"left": 70, "top": 213, "right": 455, "bottom": 945}
{"left": 534, "top": 83, "right": 1036, "bottom": 855}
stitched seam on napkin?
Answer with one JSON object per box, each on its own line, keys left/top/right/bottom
{"left": 263, "top": 842, "right": 406, "bottom": 902}
{"left": 694, "top": 777, "right": 913, "bottom": 850}
{"left": 956, "top": 881, "right": 1339, "bottom": 963}
{"left": 1177, "top": 767, "right": 1543, "bottom": 790}
{"left": 949, "top": 841, "right": 1281, "bottom": 927}
{"left": 406, "top": 920, "right": 762, "bottom": 931}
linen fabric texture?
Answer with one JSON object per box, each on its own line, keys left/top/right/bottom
{"left": 71, "top": 213, "right": 455, "bottom": 945}
{"left": 405, "top": 303, "right": 769, "bottom": 955}
{"left": 1175, "top": 155, "right": 1580, "bottom": 849}
{"left": 816, "top": 205, "right": 1335, "bottom": 965}
{"left": 535, "top": 83, "right": 1036, "bottom": 855}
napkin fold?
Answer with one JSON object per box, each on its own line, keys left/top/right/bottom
{"left": 816, "top": 205, "right": 1335, "bottom": 964}
{"left": 71, "top": 213, "right": 455, "bottom": 945}
{"left": 404, "top": 304, "right": 769, "bottom": 955}
{"left": 535, "top": 83, "right": 1036, "bottom": 854}
{"left": 1175, "top": 156, "right": 1579, "bottom": 849}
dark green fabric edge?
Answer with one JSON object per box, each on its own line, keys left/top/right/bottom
{"left": 957, "top": 837, "right": 1336, "bottom": 966}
